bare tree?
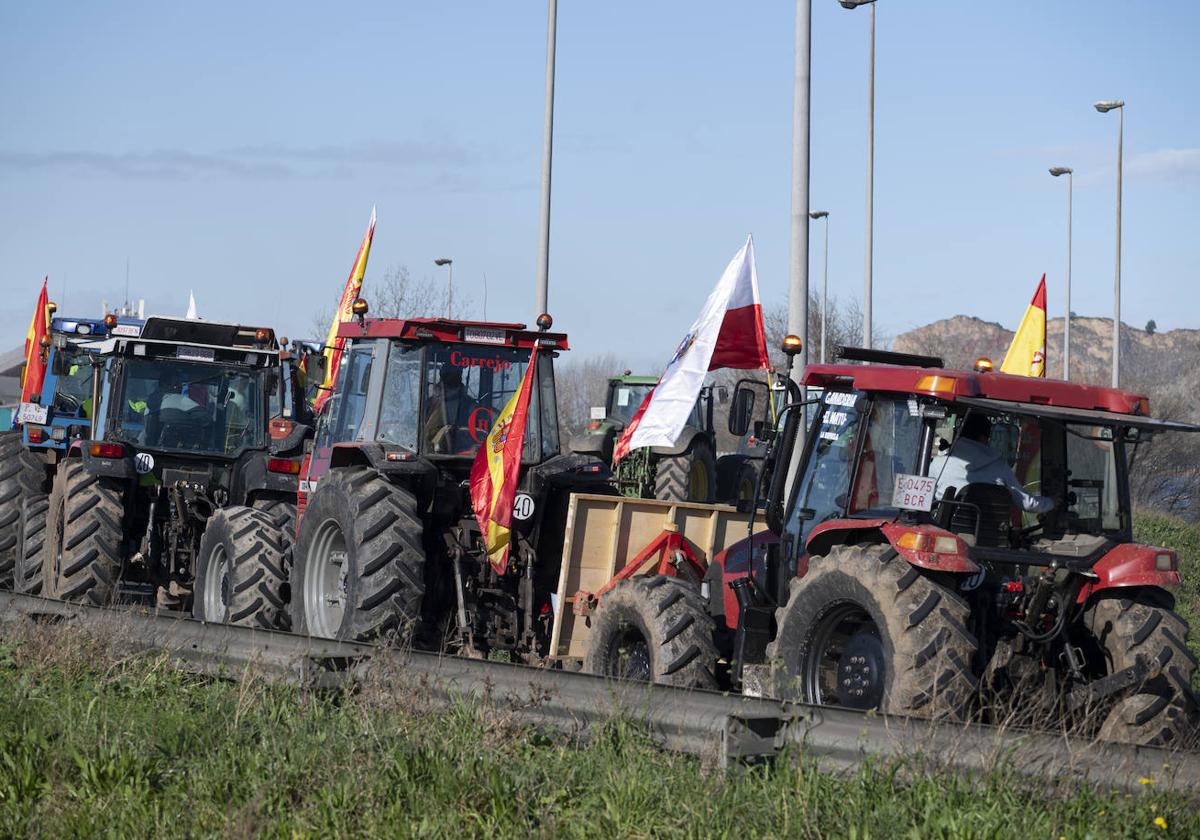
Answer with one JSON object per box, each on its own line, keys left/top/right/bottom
{"left": 555, "top": 353, "right": 627, "bottom": 445}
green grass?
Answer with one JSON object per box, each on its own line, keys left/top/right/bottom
{"left": 0, "top": 622, "right": 1195, "bottom": 839}
{"left": 1134, "top": 510, "right": 1200, "bottom": 690}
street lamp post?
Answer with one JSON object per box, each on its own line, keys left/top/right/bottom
{"left": 1049, "top": 166, "right": 1073, "bottom": 380}
{"left": 535, "top": 0, "right": 558, "bottom": 320}
{"left": 1095, "top": 100, "right": 1124, "bottom": 388}
{"left": 839, "top": 0, "right": 877, "bottom": 349}
{"left": 435, "top": 258, "right": 453, "bottom": 319}
{"left": 788, "top": 0, "right": 813, "bottom": 382}
{"left": 810, "top": 211, "right": 830, "bottom": 362}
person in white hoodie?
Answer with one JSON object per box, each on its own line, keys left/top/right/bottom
{"left": 930, "top": 413, "right": 1055, "bottom": 514}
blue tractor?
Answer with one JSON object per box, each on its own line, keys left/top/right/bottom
{"left": 0, "top": 311, "right": 143, "bottom": 591}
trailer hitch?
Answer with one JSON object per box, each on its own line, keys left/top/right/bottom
{"left": 1066, "top": 655, "right": 1154, "bottom": 712}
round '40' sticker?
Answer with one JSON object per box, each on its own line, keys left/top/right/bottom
{"left": 134, "top": 452, "right": 155, "bottom": 474}
{"left": 512, "top": 493, "right": 535, "bottom": 521}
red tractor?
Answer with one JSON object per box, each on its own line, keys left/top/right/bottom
{"left": 284, "top": 308, "right": 609, "bottom": 655}
{"left": 587, "top": 343, "right": 1199, "bottom": 746}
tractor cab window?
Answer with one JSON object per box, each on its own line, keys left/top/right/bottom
{"left": 849, "top": 395, "right": 926, "bottom": 515}
{"left": 378, "top": 343, "right": 422, "bottom": 452}
{"left": 109, "top": 358, "right": 266, "bottom": 456}
{"left": 785, "top": 390, "right": 863, "bottom": 547}
{"left": 317, "top": 345, "right": 374, "bottom": 449}
{"left": 54, "top": 347, "right": 95, "bottom": 415}
{"left": 609, "top": 382, "right": 654, "bottom": 426}
{"left": 421, "top": 344, "right": 543, "bottom": 460}
{"left": 1065, "top": 425, "right": 1122, "bottom": 532}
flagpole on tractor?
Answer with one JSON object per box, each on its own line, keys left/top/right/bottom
{"left": 535, "top": 0, "right": 558, "bottom": 320}
{"left": 788, "top": 0, "right": 813, "bottom": 384}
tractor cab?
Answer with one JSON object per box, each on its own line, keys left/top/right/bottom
{"left": 21, "top": 312, "right": 144, "bottom": 455}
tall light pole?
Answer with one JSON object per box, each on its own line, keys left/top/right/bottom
{"left": 1049, "top": 167, "right": 1073, "bottom": 380}
{"left": 1095, "top": 99, "right": 1124, "bottom": 388}
{"left": 810, "top": 211, "right": 830, "bottom": 362}
{"left": 435, "top": 258, "right": 453, "bottom": 319}
{"left": 788, "top": 0, "right": 813, "bottom": 383}
{"left": 839, "top": 0, "right": 877, "bottom": 349}
{"left": 535, "top": 0, "right": 558, "bottom": 320}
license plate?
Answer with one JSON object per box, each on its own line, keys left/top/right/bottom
{"left": 17, "top": 402, "right": 48, "bottom": 425}
{"left": 463, "top": 327, "right": 507, "bottom": 345}
{"left": 892, "top": 473, "right": 938, "bottom": 512}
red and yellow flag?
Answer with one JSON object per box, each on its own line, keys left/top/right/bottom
{"left": 314, "top": 206, "right": 376, "bottom": 411}
{"left": 1001, "top": 274, "right": 1047, "bottom": 378}
{"left": 20, "top": 278, "right": 51, "bottom": 403}
{"left": 469, "top": 347, "right": 538, "bottom": 575}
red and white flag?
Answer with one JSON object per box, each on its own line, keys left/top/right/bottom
{"left": 614, "top": 235, "right": 768, "bottom": 462}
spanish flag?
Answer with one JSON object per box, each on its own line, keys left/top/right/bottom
{"left": 314, "top": 206, "right": 376, "bottom": 411}
{"left": 20, "top": 278, "right": 51, "bottom": 403}
{"left": 469, "top": 347, "right": 538, "bottom": 575}
{"left": 1001, "top": 274, "right": 1047, "bottom": 378}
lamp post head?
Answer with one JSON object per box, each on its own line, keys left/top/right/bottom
{"left": 434, "top": 258, "right": 453, "bottom": 267}
{"left": 839, "top": 0, "right": 876, "bottom": 7}
{"left": 1049, "top": 167, "right": 1073, "bottom": 177}
{"left": 1094, "top": 100, "right": 1124, "bottom": 113}
{"left": 809, "top": 210, "right": 829, "bottom": 220}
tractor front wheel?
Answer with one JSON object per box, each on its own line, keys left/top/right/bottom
{"left": 291, "top": 467, "right": 426, "bottom": 643}
{"left": 1084, "top": 592, "right": 1198, "bottom": 748}
{"left": 655, "top": 441, "right": 717, "bottom": 504}
{"left": 193, "top": 506, "right": 290, "bottom": 629}
{"left": 584, "top": 575, "right": 718, "bottom": 689}
{"left": 769, "top": 543, "right": 979, "bottom": 718}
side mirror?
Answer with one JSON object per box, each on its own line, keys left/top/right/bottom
{"left": 307, "top": 354, "right": 329, "bottom": 387}
{"left": 728, "top": 385, "right": 756, "bottom": 437}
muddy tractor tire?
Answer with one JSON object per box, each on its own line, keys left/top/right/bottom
{"left": 655, "top": 440, "right": 717, "bottom": 504}
{"left": 584, "top": 575, "right": 719, "bottom": 689}
{"left": 252, "top": 498, "right": 297, "bottom": 549}
{"left": 291, "top": 467, "right": 426, "bottom": 643}
{"left": 44, "top": 460, "right": 125, "bottom": 606}
{"left": 0, "top": 430, "right": 44, "bottom": 589}
{"left": 1084, "top": 592, "right": 1199, "bottom": 748}
{"left": 769, "top": 543, "right": 979, "bottom": 718}
{"left": 193, "top": 506, "right": 290, "bottom": 629}
{"left": 15, "top": 491, "right": 49, "bottom": 595}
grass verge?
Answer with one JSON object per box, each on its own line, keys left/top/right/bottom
{"left": 0, "top": 619, "right": 1196, "bottom": 838}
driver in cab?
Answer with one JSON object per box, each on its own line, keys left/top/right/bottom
{"left": 931, "top": 413, "right": 1055, "bottom": 514}
{"left": 425, "top": 363, "right": 475, "bottom": 453}
{"left": 143, "top": 369, "right": 200, "bottom": 446}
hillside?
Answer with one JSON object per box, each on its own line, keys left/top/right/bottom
{"left": 893, "top": 316, "right": 1200, "bottom": 416}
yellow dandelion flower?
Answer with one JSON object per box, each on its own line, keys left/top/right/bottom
{"left": 1154, "top": 816, "right": 1168, "bottom": 830}
{"left": 1139, "top": 777, "right": 1156, "bottom": 785}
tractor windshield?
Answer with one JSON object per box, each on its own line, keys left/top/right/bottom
{"left": 608, "top": 382, "right": 654, "bottom": 426}
{"left": 108, "top": 358, "right": 267, "bottom": 456}
{"left": 377, "top": 341, "right": 559, "bottom": 461}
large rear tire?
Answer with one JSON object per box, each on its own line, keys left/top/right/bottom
{"left": 654, "top": 440, "right": 717, "bottom": 503}
{"left": 14, "top": 492, "right": 49, "bottom": 595}
{"left": 193, "top": 506, "right": 290, "bottom": 629}
{"left": 1084, "top": 592, "right": 1198, "bottom": 748}
{"left": 769, "top": 544, "right": 979, "bottom": 718}
{"left": 291, "top": 467, "right": 426, "bottom": 642}
{"left": 584, "top": 575, "right": 718, "bottom": 689}
{"left": 0, "top": 431, "right": 44, "bottom": 589}
{"left": 44, "top": 460, "right": 125, "bottom": 606}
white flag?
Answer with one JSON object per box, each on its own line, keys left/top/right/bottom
{"left": 614, "top": 236, "right": 768, "bottom": 460}
{"left": 186, "top": 290, "right": 198, "bottom": 320}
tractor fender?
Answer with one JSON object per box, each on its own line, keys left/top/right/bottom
{"left": 649, "top": 426, "right": 707, "bottom": 458}
{"left": 71, "top": 439, "right": 135, "bottom": 479}
{"left": 230, "top": 451, "right": 297, "bottom": 503}
{"left": 1076, "top": 543, "right": 1181, "bottom": 604}
{"left": 805, "top": 519, "right": 982, "bottom": 575}
{"left": 329, "top": 442, "right": 438, "bottom": 502}
{"left": 568, "top": 426, "right": 616, "bottom": 461}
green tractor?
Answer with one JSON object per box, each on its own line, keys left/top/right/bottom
{"left": 570, "top": 372, "right": 755, "bottom": 504}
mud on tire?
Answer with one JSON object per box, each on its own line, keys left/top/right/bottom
{"left": 45, "top": 459, "right": 125, "bottom": 606}
{"left": 0, "top": 430, "right": 44, "bottom": 589}
{"left": 1084, "top": 592, "right": 1199, "bottom": 748}
{"left": 584, "top": 575, "right": 719, "bottom": 689}
{"left": 291, "top": 467, "right": 426, "bottom": 642}
{"left": 654, "top": 440, "right": 717, "bottom": 503}
{"left": 194, "top": 506, "right": 290, "bottom": 629}
{"left": 769, "top": 543, "right": 979, "bottom": 718}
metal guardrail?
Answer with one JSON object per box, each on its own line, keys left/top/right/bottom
{"left": 1, "top": 591, "right": 1196, "bottom": 797}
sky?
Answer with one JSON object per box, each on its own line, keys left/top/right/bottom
{"left": 1, "top": 2, "right": 1197, "bottom": 370}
